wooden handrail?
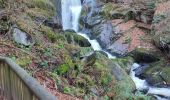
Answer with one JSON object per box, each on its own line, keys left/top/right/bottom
{"left": 0, "top": 57, "right": 57, "bottom": 100}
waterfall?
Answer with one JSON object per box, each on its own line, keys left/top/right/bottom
{"left": 61, "top": 0, "right": 82, "bottom": 32}
{"left": 61, "top": 0, "right": 170, "bottom": 99}
{"left": 61, "top": 0, "right": 115, "bottom": 59}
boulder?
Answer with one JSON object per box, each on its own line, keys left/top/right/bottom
{"left": 12, "top": 28, "right": 34, "bottom": 46}
{"left": 141, "top": 60, "right": 170, "bottom": 87}
{"left": 100, "top": 19, "right": 161, "bottom": 62}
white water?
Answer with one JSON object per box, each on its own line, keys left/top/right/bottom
{"left": 131, "top": 63, "right": 170, "bottom": 99}
{"left": 77, "top": 32, "right": 115, "bottom": 59}
{"left": 61, "top": 0, "right": 115, "bottom": 59}
{"left": 61, "top": 0, "right": 82, "bottom": 31}
{"left": 61, "top": 0, "right": 170, "bottom": 99}
{"left": 130, "top": 63, "right": 148, "bottom": 90}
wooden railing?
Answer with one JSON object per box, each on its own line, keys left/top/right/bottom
{"left": 0, "top": 57, "right": 57, "bottom": 100}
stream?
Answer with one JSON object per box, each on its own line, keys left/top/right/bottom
{"left": 61, "top": 0, "right": 170, "bottom": 99}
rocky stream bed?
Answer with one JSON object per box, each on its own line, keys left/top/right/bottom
{"left": 1, "top": 0, "right": 170, "bottom": 100}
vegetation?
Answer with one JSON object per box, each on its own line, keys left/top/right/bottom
{"left": 1, "top": 0, "right": 170, "bottom": 100}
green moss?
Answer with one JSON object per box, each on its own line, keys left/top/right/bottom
{"left": 101, "top": 73, "right": 113, "bottom": 86}
{"left": 143, "top": 60, "right": 170, "bottom": 84}
{"left": 153, "top": 14, "right": 166, "bottom": 23}
{"left": 25, "top": 0, "right": 55, "bottom": 11}
{"left": 64, "top": 86, "right": 73, "bottom": 94}
{"left": 27, "top": 8, "right": 55, "bottom": 19}
{"left": 64, "top": 32, "right": 90, "bottom": 47}
{"left": 57, "top": 64, "right": 70, "bottom": 75}
{"left": 40, "top": 25, "right": 58, "bottom": 42}
{"left": 113, "top": 57, "right": 134, "bottom": 71}
{"left": 24, "top": 0, "right": 56, "bottom": 19}
{"left": 101, "top": 3, "right": 119, "bottom": 19}
{"left": 16, "top": 56, "right": 32, "bottom": 67}
{"left": 0, "top": 0, "right": 5, "bottom": 8}
{"left": 80, "top": 47, "right": 93, "bottom": 56}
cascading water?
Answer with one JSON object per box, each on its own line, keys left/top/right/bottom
{"left": 61, "top": 0, "right": 82, "bottom": 31}
{"left": 61, "top": 0, "right": 170, "bottom": 99}
{"left": 61, "top": 0, "right": 115, "bottom": 59}
{"left": 131, "top": 63, "right": 170, "bottom": 100}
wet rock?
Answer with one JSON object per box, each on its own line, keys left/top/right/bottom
{"left": 133, "top": 64, "right": 149, "bottom": 77}
{"left": 12, "top": 28, "right": 34, "bottom": 46}
{"left": 95, "top": 22, "right": 114, "bottom": 48}
{"left": 84, "top": 16, "right": 102, "bottom": 28}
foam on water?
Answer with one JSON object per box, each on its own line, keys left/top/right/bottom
{"left": 131, "top": 63, "right": 170, "bottom": 99}
{"left": 61, "top": 0, "right": 115, "bottom": 59}
{"left": 77, "top": 32, "right": 116, "bottom": 59}
{"left": 61, "top": 0, "right": 170, "bottom": 99}
{"left": 130, "top": 63, "right": 148, "bottom": 90}
{"left": 61, "top": 0, "right": 82, "bottom": 31}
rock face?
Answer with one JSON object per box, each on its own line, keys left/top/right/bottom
{"left": 92, "top": 21, "right": 114, "bottom": 48}
{"left": 137, "top": 61, "right": 170, "bottom": 87}
{"left": 12, "top": 28, "right": 34, "bottom": 46}
{"left": 134, "top": 0, "right": 170, "bottom": 88}
{"left": 151, "top": 1, "right": 170, "bottom": 59}
{"left": 80, "top": 2, "right": 160, "bottom": 63}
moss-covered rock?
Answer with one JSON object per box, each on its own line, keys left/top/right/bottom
{"left": 64, "top": 31, "right": 91, "bottom": 47}
{"left": 142, "top": 60, "right": 170, "bottom": 87}
{"left": 130, "top": 46, "right": 161, "bottom": 63}
{"left": 101, "top": 3, "right": 120, "bottom": 19}
{"left": 112, "top": 57, "right": 154, "bottom": 100}
{"left": 151, "top": 1, "right": 170, "bottom": 59}
{"left": 101, "top": 3, "right": 134, "bottom": 21}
